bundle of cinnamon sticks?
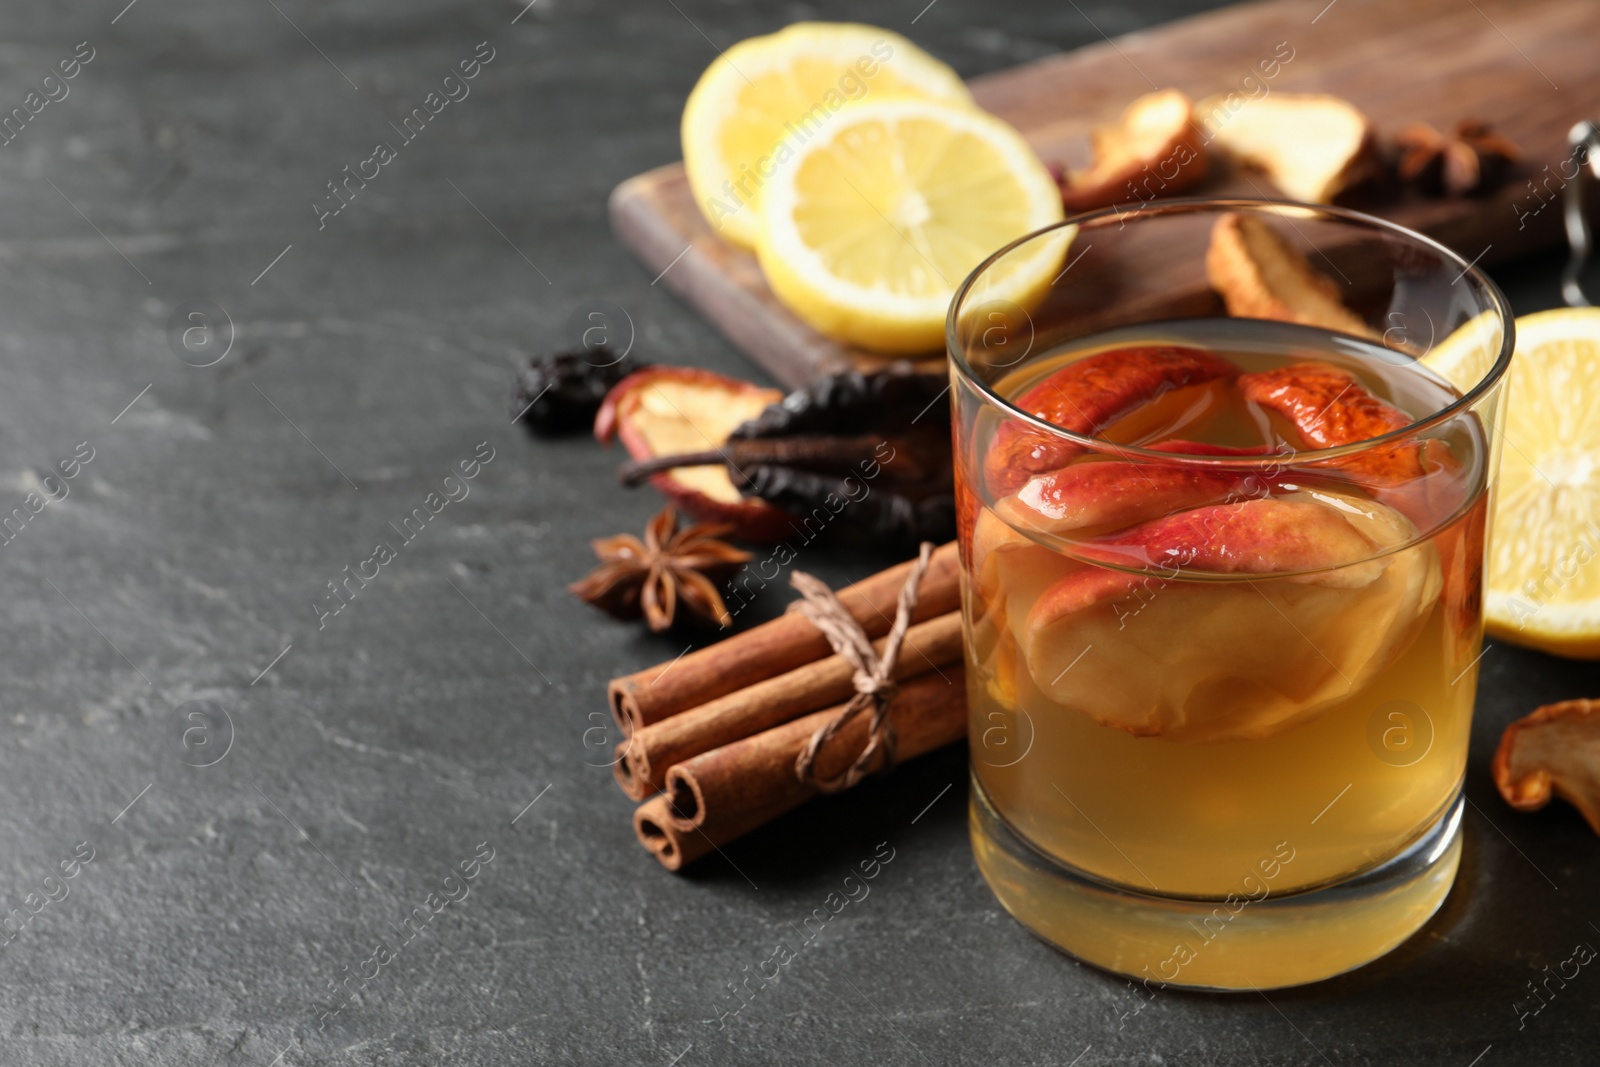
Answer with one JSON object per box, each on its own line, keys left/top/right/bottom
{"left": 612, "top": 542, "right": 969, "bottom": 869}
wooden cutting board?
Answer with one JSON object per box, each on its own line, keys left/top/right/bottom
{"left": 609, "top": 0, "right": 1600, "bottom": 387}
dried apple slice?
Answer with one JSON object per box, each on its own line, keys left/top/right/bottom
{"left": 1058, "top": 89, "right": 1209, "bottom": 212}
{"left": 970, "top": 506, "right": 1074, "bottom": 602}
{"left": 1199, "top": 92, "right": 1381, "bottom": 203}
{"left": 1238, "top": 361, "right": 1424, "bottom": 487}
{"left": 984, "top": 345, "right": 1236, "bottom": 497}
{"left": 971, "top": 505, "right": 1082, "bottom": 639}
{"left": 1074, "top": 494, "right": 1392, "bottom": 586}
{"left": 1022, "top": 490, "right": 1440, "bottom": 742}
{"left": 1239, "top": 361, "right": 1411, "bottom": 450}
{"left": 1206, "top": 212, "right": 1371, "bottom": 337}
{"left": 996, "top": 455, "right": 1273, "bottom": 537}
{"left": 1244, "top": 359, "right": 1486, "bottom": 647}
{"left": 970, "top": 505, "right": 1024, "bottom": 603}
{"left": 1493, "top": 699, "right": 1600, "bottom": 835}
{"left": 595, "top": 367, "right": 790, "bottom": 540}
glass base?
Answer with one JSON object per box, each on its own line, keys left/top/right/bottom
{"left": 970, "top": 774, "right": 1463, "bottom": 991}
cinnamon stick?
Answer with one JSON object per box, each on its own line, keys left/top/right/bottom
{"left": 613, "top": 611, "right": 964, "bottom": 800}
{"left": 636, "top": 666, "right": 967, "bottom": 869}
{"left": 633, "top": 795, "right": 712, "bottom": 871}
{"left": 633, "top": 793, "right": 793, "bottom": 872}
{"left": 608, "top": 541, "right": 960, "bottom": 736}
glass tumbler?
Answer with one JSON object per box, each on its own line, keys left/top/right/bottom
{"left": 948, "top": 199, "right": 1512, "bottom": 990}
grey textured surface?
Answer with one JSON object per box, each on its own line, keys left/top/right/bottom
{"left": 0, "top": 0, "right": 1595, "bottom": 1063}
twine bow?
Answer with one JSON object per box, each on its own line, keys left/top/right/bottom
{"left": 788, "top": 542, "right": 935, "bottom": 793}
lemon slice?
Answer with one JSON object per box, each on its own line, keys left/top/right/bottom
{"left": 756, "top": 99, "right": 1067, "bottom": 353}
{"left": 682, "top": 22, "right": 973, "bottom": 249}
{"left": 1429, "top": 307, "right": 1600, "bottom": 657}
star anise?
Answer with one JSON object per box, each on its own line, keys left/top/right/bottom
{"left": 568, "top": 506, "right": 751, "bottom": 632}
{"left": 1395, "top": 118, "right": 1520, "bottom": 196}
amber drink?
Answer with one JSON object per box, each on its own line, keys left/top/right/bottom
{"left": 950, "top": 202, "right": 1512, "bottom": 990}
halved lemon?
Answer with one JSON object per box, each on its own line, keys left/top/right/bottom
{"left": 756, "top": 99, "right": 1067, "bottom": 353}
{"left": 1426, "top": 306, "right": 1600, "bottom": 657}
{"left": 682, "top": 22, "right": 972, "bottom": 250}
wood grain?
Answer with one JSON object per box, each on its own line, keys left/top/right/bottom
{"left": 610, "top": 0, "right": 1600, "bottom": 387}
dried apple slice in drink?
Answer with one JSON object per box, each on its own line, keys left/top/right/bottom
{"left": 1022, "top": 490, "right": 1441, "bottom": 743}
{"left": 997, "top": 443, "right": 1279, "bottom": 537}
{"left": 984, "top": 345, "right": 1237, "bottom": 497}
{"left": 1241, "top": 358, "right": 1482, "bottom": 645}
{"left": 969, "top": 507, "right": 1080, "bottom": 710}
{"left": 1238, "top": 360, "right": 1472, "bottom": 524}
{"left": 1238, "top": 362, "right": 1412, "bottom": 449}
{"left": 970, "top": 506, "right": 1081, "bottom": 639}
{"left": 967, "top": 579, "right": 1020, "bottom": 710}
{"left": 1238, "top": 361, "right": 1424, "bottom": 487}
{"left": 970, "top": 506, "right": 1077, "bottom": 603}
{"left": 1075, "top": 492, "right": 1392, "bottom": 585}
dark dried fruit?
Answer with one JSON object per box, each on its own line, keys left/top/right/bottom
{"left": 568, "top": 506, "right": 751, "bottom": 632}
{"left": 618, "top": 363, "right": 954, "bottom": 545}
{"left": 1395, "top": 119, "right": 1520, "bottom": 197}
{"left": 511, "top": 346, "right": 647, "bottom": 436}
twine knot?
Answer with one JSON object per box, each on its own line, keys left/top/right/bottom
{"left": 788, "top": 542, "right": 935, "bottom": 793}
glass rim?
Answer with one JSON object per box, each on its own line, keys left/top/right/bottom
{"left": 945, "top": 197, "right": 1516, "bottom": 469}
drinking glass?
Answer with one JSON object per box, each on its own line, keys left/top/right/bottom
{"left": 948, "top": 199, "right": 1512, "bottom": 990}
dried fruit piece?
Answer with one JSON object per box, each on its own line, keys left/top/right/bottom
{"left": 996, "top": 457, "right": 1272, "bottom": 537}
{"left": 1076, "top": 494, "right": 1397, "bottom": 583}
{"left": 984, "top": 345, "right": 1236, "bottom": 497}
{"left": 1244, "top": 358, "right": 1475, "bottom": 645}
{"left": 1493, "top": 699, "right": 1600, "bottom": 836}
{"left": 569, "top": 506, "right": 752, "bottom": 632}
{"left": 596, "top": 366, "right": 791, "bottom": 541}
{"left": 1396, "top": 119, "right": 1520, "bottom": 197}
{"left": 1200, "top": 92, "right": 1381, "bottom": 203}
{"left": 618, "top": 365, "right": 955, "bottom": 545}
{"left": 1239, "top": 362, "right": 1410, "bottom": 450}
{"left": 970, "top": 506, "right": 1080, "bottom": 644}
{"left": 1238, "top": 361, "right": 1424, "bottom": 486}
{"left": 977, "top": 444, "right": 1279, "bottom": 602}
{"left": 1021, "top": 491, "right": 1439, "bottom": 742}
{"left": 970, "top": 506, "right": 1031, "bottom": 602}
{"left": 1206, "top": 212, "right": 1369, "bottom": 337}
{"left": 511, "top": 346, "right": 647, "bottom": 436}
{"left": 1057, "top": 89, "right": 1208, "bottom": 212}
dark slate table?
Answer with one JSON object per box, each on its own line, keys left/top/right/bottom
{"left": 1, "top": 0, "right": 1594, "bottom": 1063}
